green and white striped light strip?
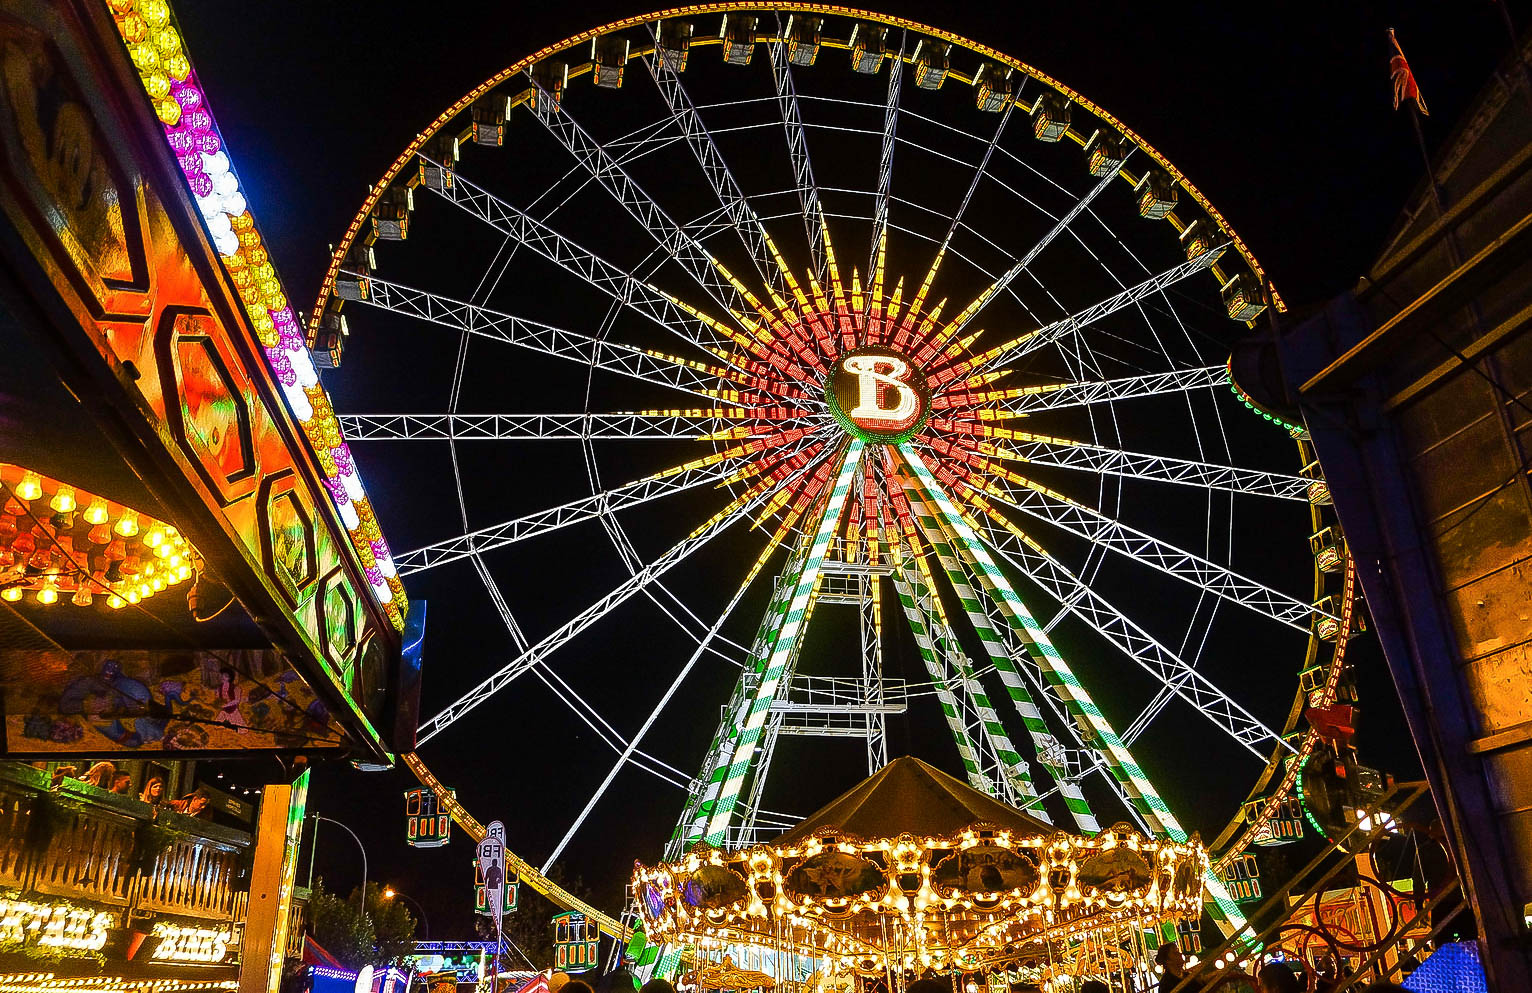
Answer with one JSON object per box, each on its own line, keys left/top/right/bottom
{"left": 897, "top": 444, "right": 1249, "bottom": 938}
{"left": 670, "top": 538, "right": 808, "bottom": 853}
{"left": 703, "top": 440, "right": 865, "bottom": 845}
{"left": 899, "top": 443, "right": 1171, "bottom": 833}
{"left": 902, "top": 483, "right": 1096, "bottom": 830}
{"left": 908, "top": 547, "right": 1042, "bottom": 808}
{"left": 890, "top": 559, "right": 991, "bottom": 793}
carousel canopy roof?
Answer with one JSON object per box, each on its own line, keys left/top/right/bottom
{"left": 773, "top": 756, "right": 1052, "bottom": 845}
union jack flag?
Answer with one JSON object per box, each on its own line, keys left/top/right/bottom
{"left": 1390, "top": 28, "right": 1429, "bottom": 115}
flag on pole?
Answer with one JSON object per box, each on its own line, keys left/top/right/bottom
{"left": 1390, "top": 28, "right": 1429, "bottom": 115}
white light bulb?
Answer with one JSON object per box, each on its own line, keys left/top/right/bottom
{"left": 289, "top": 345, "right": 318, "bottom": 387}
{"left": 221, "top": 192, "right": 247, "bottom": 216}
{"left": 213, "top": 172, "right": 238, "bottom": 197}
{"left": 280, "top": 380, "right": 312, "bottom": 420}
{"left": 200, "top": 151, "right": 230, "bottom": 176}
{"left": 214, "top": 229, "right": 240, "bottom": 255}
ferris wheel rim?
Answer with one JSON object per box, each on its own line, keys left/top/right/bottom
{"left": 307, "top": 2, "right": 1283, "bottom": 340}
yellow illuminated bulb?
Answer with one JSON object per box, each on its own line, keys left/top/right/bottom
{"left": 15, "top": 471, "right": 42, "bottom": 501}
{"left": 125, "top": 590, "right": 140, "bottom": 604}
{"left": 35, "top": 586, "right": 57, "bottom": 605}
{"left": 151, "top": 576, "right": 165, "bottom": 591}
{"left": 107, "top": 595, "right": 125, "bottom": 609}
{"left": 50, "top": 486, "right": 76, "bottom": 514}
{"left": 1, "top": 587, "right": 21, "bottom": 602}
{"left": 115, "top": 510, "right": 139, "bottom": 537}
{"left": 144, "top": 526, "right": 165, "bottom": 548}
{"left": 176, "top": 564, "right": 191, "bottom": 581}
{"left": 83, "top": 498, "right": 109, "bottom": 525}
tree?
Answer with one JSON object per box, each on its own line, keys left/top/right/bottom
{"left": 309, "top": 880, "right": 375, "bottom": 970}
{"left": 359, "top": 881, "right": 419, "bottom": 966}
{"left": 307, "top": 879, "right": 419, "bottom": 969}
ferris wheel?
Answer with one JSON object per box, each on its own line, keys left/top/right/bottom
{"left": 312, "top": 4, "right": 1358, "bottom": 941}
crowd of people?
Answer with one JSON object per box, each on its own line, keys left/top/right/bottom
{"left": 1150, "top": 941, "right": 1409, "bottom": 993}
{"left": 43, "top": 760, "right": 211, "bottom": 816}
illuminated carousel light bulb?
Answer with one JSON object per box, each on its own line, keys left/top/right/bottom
{"left": 50, "top": 486, "right": 76, "bottom": 514}
{"left": 15, "top": 471, "right": 42, "bottom": 502}
{"left": 83, "top": 498, "right": 109, "bottom": 525}
{"left": 35, "top": 585, "right": 57, "bottom": 605}
{"left": 1, "top": 587, "right": 22, "bottom": 602}
{"left": 115, "top": 510, "right": 139, "bottom": 537}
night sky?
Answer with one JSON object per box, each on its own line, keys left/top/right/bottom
{"left": 173, "top": 1, "right": 1520, "bottom": 940}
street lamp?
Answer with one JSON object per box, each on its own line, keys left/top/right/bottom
{"left": 382, "top": 886, "right": 431, "bottom": 940}
{"left": 307, "top": 814, "right": 367, "bottom": 914}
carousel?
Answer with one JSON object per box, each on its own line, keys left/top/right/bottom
{"left": 634, "top": 758, "right": 1206, "bottom": 988}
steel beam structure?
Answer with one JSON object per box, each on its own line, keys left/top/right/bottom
{"left": 395, "top": 431, "right": 827, "bottom": 574}
{"left": 350, "top": 275, "right": 751, "bottom": 403}
{"left": 339, "top": 411, "right": 810, "bottom": 441}
{"left": 767, "top": 31, "right": 827, "bottom": 280}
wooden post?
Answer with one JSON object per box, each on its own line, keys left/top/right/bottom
{"left": 239, "top": 770, "right": 311, "bottom": 993}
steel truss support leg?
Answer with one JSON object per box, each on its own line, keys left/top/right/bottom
{"left": 897, "top": 443, "right": 1249, "bottom": 937}
{"left": 668, "top": 442, "right": 864, "bottom": 854}
{"left": 889, "top": 558, "right": 992, "bottom": 796}
{"left": 702, "top": 441, "right": 864, "bottom": 845}
{"left": 860, "top": 573, "right": 888, "bottom": 774}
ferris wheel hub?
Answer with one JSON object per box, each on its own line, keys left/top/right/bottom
{"left": 825, "top": 345, "right": 932, "bottom": 444}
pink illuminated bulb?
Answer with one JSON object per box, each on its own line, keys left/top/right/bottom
{"left": 173, "top": 84, "right": 204, "bottom": 111}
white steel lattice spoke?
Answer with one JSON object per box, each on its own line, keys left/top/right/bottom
{"left": 944, "top": 102, "right": 1014, "bottom": 254}
{"left": 767, "top": 30, "right": 827, "bottom": 280}
{"left": 865, "top": 34, "right": 902, "bottom": 304}
{"left": 943, "top": 165, "right": 1122, "bottom": 341}
{"left": 967, "top": 248, "right": 1229, "bottom": 377}
{"left": 974, "top": 466, "right": 1329, "bottom": 629}
{"left": 973, "top": 434, "right": 1310, "bottom": 500}
{"left": 471, "top": 547, "right": 688, "bottom": 789}
{"left": 339, "top": 411, "right": 816, "bottom": 441}
{"left": 541, "top": 538, "right": 776, "bottom": 870}
{"left": 352, "top": 275, "right": 753, "bottom": 403}
{"left": 396, "top": 429, "right": 829, "bottom": 574}
{"left": 962, "top": 365, "right": 1230, "bottom": 417}
{"left": 420, "top": 162, "right": 768, "bottom": 375}
{"left": 953, "top": 496, "right": 1288, "bottom": 759}
{"left": 643, "top": 43, "right": 788, "bottom": 297}
{"left": 525, "top": 71, "right": 758, "bottom": 326}
{"left": 417, "top": 449, "right": 830, "bottom": 745}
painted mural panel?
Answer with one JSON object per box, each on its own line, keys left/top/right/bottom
{"left": 4, "top": 647, "right": 344, "bottom": 753}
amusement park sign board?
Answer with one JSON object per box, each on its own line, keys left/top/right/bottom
{"left": 826, "top": 348, "right": 931, "bottom": 443}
